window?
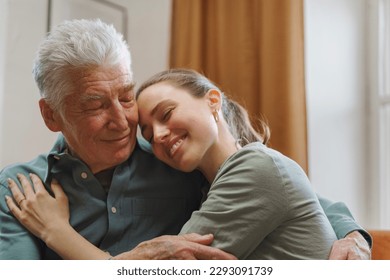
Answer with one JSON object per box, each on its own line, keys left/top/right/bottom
{"left": 368, "top": 0, "right": 390, "bottom": 229}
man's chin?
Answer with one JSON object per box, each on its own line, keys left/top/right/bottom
{"left": 113, "top": 144, "right": 135, "bottom": 161}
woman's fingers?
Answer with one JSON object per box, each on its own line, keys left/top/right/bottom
{"left": 6, "top": 173, "right": 68, "bottom": 212}
{"left": 7, "top": 177, "right": 26, "bottom": 206}
{"left": 50, "top": 178, "right": 68, "bottom": 206}
{"left": 29, "top": 173, "right": 46, "bottom": 193}
{"left": 5, "top": 178, "right": 24, "bottom": 218}
{"left": 16, "top": 173, "right": 35, "bottom": 198}
{"left": 6, "top": 173, "right": 51, "bottom": 211}
{"left": 5, "top": 194, "right": 22, "bottom": 217}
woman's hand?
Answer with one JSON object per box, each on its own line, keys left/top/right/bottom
{"left": 5, "top": 173, "right": 70, "bottom": 244}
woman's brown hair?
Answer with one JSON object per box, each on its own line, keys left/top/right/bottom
{"left": 136, "top": 68, "right": 270, "bottom": 146}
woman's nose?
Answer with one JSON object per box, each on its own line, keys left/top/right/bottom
{"left": 154, "top": 124, "right": 170, "bottom": 143}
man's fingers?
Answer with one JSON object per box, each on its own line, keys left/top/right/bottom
{"left": 180, "top": 233, "right": 214, "bottom": 245}
{"left": 192, "top": 244, "right": 237, "bottom": 260}
{"left": 177, "top": 233, "right": 236, "bottom": 259}
{"left": 180, "top": 234, "right": 236, "bottom": 260}
{"left": 328, "top": 233, "right": 372, "bottom": 260}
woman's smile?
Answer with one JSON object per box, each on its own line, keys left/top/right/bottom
{"left": 168, "top": 135, "right": 186, "bottom": 158}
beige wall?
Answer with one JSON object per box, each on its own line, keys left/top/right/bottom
{"left": 0, "top": 0, "right": 54, "bottom": 168}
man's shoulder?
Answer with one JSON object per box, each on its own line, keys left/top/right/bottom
{"left": 0, "top": 135, "right": 65, "bottom": 188}
{"left": 0, "top": 153, "right": 49, "bottom": 187}
{"left": 136, "top": 136, "right": 153, "bottom": 153}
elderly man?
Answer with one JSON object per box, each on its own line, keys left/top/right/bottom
{"left": 0, "top": 19, "right": 370, "bottom": 260}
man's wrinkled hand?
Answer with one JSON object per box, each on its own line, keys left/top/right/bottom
{"left": 113, "top": 233, "right": 237, "bottom": 260}
{"left": 328, "top": 231, "right": 371, "bottom": 260}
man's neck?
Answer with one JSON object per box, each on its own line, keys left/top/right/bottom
{"left": 95, "top": 168, "right": 115, "bottom": 193}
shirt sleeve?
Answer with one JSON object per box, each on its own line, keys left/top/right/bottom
{"left": 0, "top": 182, "right": 42, "bottom": 259}
{"left": 179, "top": 148, "right": 288, "bottom": 259}
{"left": 317, "top": 194, "right": 372, "bottom": 247}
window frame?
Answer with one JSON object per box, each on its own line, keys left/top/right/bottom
{"left": 367, "top": 0, "right": 390, "bottom": 229}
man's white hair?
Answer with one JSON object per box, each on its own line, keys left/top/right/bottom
{"left": 33, "top": 18, "right": 132, "bottom": 113}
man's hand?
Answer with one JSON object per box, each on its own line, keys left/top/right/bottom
{"left": 113, "top": 233, "right": 237, "bottom": 260}
{"left": 328, "top": 231, "right": 371, "bottom": 260}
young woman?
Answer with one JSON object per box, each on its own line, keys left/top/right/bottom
{"left": 6, "top": 69, "right": 337, "bottom": 259}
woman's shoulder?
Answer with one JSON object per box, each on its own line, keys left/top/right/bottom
{"left": 216, "top": 142, "right": 309, "bottom": 190}
{"left": 215, "top": 142, "right": 285, "bottom": 188}
{"left": 220, "top": 142, "right": 288, "bottom": 172}
{"left": 236, "top": 142, "right": 306, "bottom": 175}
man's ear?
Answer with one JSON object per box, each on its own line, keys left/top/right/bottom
{"left": 205, "top": 89, "right": 222, "bottom": 110}
{"left": 39, "top": 99, "right": 62, "bottom": 132}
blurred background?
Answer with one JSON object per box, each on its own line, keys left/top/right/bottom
{"left": 0, "top": 0, "right": 389, "bottom": 230}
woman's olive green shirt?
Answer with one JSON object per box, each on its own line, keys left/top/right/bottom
{"left": 181, "top": 142, "right": 339, "bottom": 259}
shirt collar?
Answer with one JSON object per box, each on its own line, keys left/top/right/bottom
{"left": 43, "top": 134, "right": 151, "bottom": 185}
{"left": 44, "top": 133, "right": 68, "bottom": 185}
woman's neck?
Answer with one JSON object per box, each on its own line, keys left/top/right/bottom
{"left": 198, "top": 126, "right": 241, "bottom": 183}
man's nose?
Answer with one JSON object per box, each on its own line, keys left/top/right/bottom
{"left": 107, "top": 102, "right": 129, "bottom": 131}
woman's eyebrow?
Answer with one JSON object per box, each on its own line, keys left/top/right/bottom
{"left": 140, "top": 100, "right": 171, "bottom": 135}
{"left": 150, "top": 100, "right": 171, "bottom": 116}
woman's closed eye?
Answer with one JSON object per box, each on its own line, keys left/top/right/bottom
{"left": 161, "top": 107, "right": 174, "bottom": 121}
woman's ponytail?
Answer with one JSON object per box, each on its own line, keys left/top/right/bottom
{"left": 222, "top": 96, "right": 270, "bottom": 146}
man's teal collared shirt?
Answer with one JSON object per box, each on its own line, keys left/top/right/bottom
{"left": 0, "top": 135, "right": 206, "bottom": 259}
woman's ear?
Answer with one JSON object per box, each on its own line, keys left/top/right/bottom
{"left": 39, "top": 99, "right": 62, "bottom": 132}
{"left": 205, "top": 89, "right": 222, "bottom": 110}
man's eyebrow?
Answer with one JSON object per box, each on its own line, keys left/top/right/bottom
{"left": 124, "top": 83, "right": 135, "bottom": 92}
{"left": 79, "top": 94, "right": 104, "bottom": 102}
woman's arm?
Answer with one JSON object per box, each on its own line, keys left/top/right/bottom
{"left": 6, "top": 173, "right": 110, "bottom": 260}
{"left": 5, "top": 173, "right": 236, "bottom": 260}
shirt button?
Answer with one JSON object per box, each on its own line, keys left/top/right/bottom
{"left": 81, "top": 172, "right": 88, "bottom": 179}
{"left": 111, "top": 207, "right": 117, "bottom": 214}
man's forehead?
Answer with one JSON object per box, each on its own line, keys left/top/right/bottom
{"left": 64, "top": 81, "right": 132, "bottom": 102}
{"left": 71, "top": 63, "right": 132, "bottom": 80}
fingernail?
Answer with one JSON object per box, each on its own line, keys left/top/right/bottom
{"left": 5, "top": 195, "right": 10, "bottom": 201}
{"left": 7, "top": 178, "right": 13, "bottom": 185}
